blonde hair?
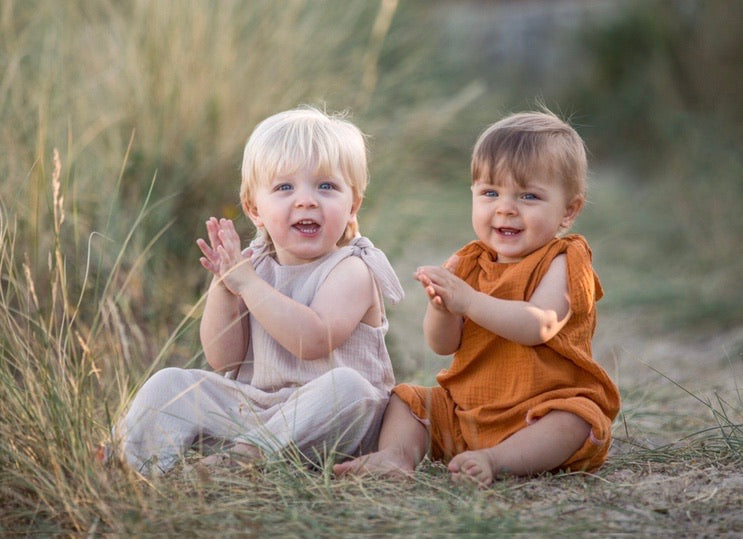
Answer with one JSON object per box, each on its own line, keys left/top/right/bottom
{"left": 240, "top": 106, "right": 368, "bottom": 246}
{"left": 471, "top": 110, "right": 587, "bottom": 201}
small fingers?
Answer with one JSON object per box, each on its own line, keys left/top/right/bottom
{"left": 414, "top": 265, "right": 438, "bottom": 281}
{"left": 218, "top": 218, "right": 240, "bottom": 243}
{"left": 217, "top": 225, "right": 242, "bottom": 254}
{"left": 196, "top": 237, "right": 215, "bottom": 257}
{"left": 197, "top": 239, "right": 221, "bottom": 274}
{"left": 220, "top": 218, "right": 237, "bottom": 232}
{"left": 443, "top": 254, "right": 460, "bottom": 273}
{"left": 200, "top": 260, "right": 221, "bottom": 276}
{"left": 205, "top": 217, "right": 221, "bottom": 244}
{"left": 215, "top": 244, "right": 230, "bottom": 260}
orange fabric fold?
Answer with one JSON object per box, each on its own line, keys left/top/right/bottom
{"left": 394, "top": 234, "right": 620, "bottom": 471}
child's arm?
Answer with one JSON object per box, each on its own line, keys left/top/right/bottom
{"left": 415, "top": 267, "right": 463, "bottom": 355}
{"left": 210, "top": 219, "right": 377, "bottom": 360}
{"left": 197, "top": 217, "right": 249, "bottom": 373}
{"left": 416, "top": 254, "right": 571, "bottom": 346}
{"left": 199, "top": 278, "right": 249, "bottom": 373}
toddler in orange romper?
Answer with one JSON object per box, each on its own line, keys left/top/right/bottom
{"left": 335, "top": 110, "right": 620, "bottom": 485}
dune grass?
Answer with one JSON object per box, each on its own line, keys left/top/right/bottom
{"left": 2, "top": 128, "right": 741, "bottom": 539}
{"left": 1, "top": 1, "right": 742, "bottom": 536}
{"left": 1, "top": 213, "right": 740, "bottom": 535}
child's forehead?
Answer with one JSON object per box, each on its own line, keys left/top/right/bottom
{"left": 272, "top": 160, "right": 341, "bottom": 179}
{"left": 473, "top": 173, "right": 543, "bottom": 188}
{"left": 475, "top": 155, "right": 562, "bottom": 185}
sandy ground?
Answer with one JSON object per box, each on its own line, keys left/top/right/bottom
{"left": 594, "top": 314, "right": 743, "bottom": 393}
{"left": 386, "top": 279, "right": 743, "bottom": 534}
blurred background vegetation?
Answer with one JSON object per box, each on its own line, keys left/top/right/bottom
{"left": 1, "top": 0, "right": 741, "bottom": 382}
{"left": 1, "top": 1, "right": 742, "bottom": 534}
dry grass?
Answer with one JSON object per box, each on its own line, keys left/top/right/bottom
{"left": 1, "top": 148, "right": 741, "bottom": 538}
{"left": 1, "top": 1, "right": 742, "bottom": 536}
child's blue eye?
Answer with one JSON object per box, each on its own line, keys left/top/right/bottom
{"left": 275, "top": 183, "right": 293, "bottom": 191}
{"left": 522, "top": 193, "right": 538, "bottom": 200}
{"left": 484, "top": 190, "right": 497, "bottom": 197}
{"left": 319, "top": 182, "right": 334, "bottom": 190}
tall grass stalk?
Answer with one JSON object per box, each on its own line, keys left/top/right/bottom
{"left": 638, "top": 361, "right": 743, "bottom": 456}
{"left": 2, "top": 1, "right": 742, "bottom": 534}
{"left": 0, "top": 143, "right": 221, "bottom": 531}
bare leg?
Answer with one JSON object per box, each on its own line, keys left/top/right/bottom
{"left": 333, "top": 394, "right": 427, "bottom": 477}
{"left": 448, "top": 410, "right": 591, "bottom": 486}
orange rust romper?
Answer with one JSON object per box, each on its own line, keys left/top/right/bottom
{"left": 394, "top": 234, "right": 621, "bottom": 472}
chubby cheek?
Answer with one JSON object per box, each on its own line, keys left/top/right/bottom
{"left": 471, "top": 206, "right": 490, "bottom": 236}
{"left": 246, "top": 199, "right": 273, "bottom": 229}
{"left": 263, "top": 215, "right": 289, "bottom": 238}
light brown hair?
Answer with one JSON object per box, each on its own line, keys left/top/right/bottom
{"left": 471, "top": 110, "right": 587, "bottom": 201}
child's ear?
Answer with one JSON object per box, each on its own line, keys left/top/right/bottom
{"left": 349, "top": 196, "right": 362, "bottom": 221}
{"left": 243, "top": 199, "right": 263, "bottom": 228}
{"left": 561, "top": 195, "right": 584, "bottom": 229}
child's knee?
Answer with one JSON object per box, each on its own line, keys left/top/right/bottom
{"left": 551, "top": 410, "right": 591, "bottom": 434}
{"left": 316, "top": 368, "right": 388, "bottom": 422}
{"left": 133, "top": 367, "right": 193, "bottom": 406}
{"left": 146, "top": 366, "right": 187, "bottom": 386}
{"left": 327, "top": 367, "right": 377, "bottom": 398}
{"left": 546, "top": 411, "right": 611, "bottom": 472}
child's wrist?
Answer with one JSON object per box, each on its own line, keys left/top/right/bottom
{"left": 210, "top": 277, "right": 234, "bottom": 295}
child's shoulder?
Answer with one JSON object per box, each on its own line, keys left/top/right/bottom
{"left": 317, "top": 255, "right": 377, "bottom": 307}
{"left": 555, "top": 234, "right": 594, "bottom": 265}
{"left": 319, "top": 251, "right": 376, "bottom": 292}
{"left": 559, "top": 233, "right": 591, "bottom": 250}
{"left": 555, "top": 234, "right": 602, "bottom": 308}
{"left": 329, "top": 252, "right": 372, "bottom": 277}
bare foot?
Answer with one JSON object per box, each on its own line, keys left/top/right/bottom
{"left": 333, "top": 448, "right": 415, "bottom": 478}
{"left": 201, "top": 442, "right": 261, "bottom": 467}
{"left": 448, "top": 449, "right": 499, "bottom": 487}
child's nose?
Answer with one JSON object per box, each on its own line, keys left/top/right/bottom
{"left": 496, "top": 198, "right": 517, "bottom": 215}
{"left": 294, "top": 187, "right": 318, "bottom": 208}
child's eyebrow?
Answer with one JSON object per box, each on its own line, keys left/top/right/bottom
{"left": 522, "top": 179, "right": 552, "bottom": 191}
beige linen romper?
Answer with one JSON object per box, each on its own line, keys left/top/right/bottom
{"left": 118, "top": 236, "right": 403, "bottom": 474}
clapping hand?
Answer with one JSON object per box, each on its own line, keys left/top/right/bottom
{"left": 196, "top": 217, "right": 253, "bottom": 295}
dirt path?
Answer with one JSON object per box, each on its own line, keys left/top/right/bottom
{"left": 594, "top": 314, "right": 743, "bottom": 391}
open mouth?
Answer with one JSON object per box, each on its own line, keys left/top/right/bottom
{"left": 497, "top": 227, "right": 521, "bottom": 236}
{"left": 293, "top": 219, "right": 321, "bottom": 234}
